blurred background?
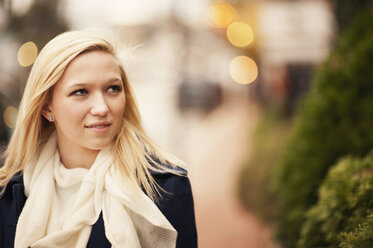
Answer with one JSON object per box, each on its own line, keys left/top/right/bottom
{"left": 1, "top": 0, "right": 373, "bottom": 247}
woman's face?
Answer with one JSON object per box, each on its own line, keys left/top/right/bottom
{"left": 44, "top": 50, "right": 126, "bottom": 152}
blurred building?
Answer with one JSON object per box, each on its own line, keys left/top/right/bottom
{"left": 255, "top": 0, "right": 335, "bottom": 113}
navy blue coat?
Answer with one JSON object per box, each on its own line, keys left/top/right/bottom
{"left": 0, "top": 171, "right": 198, "bottom": 248}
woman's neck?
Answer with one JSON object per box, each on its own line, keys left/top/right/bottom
{"left": 57, "top": 142, "right": 99, "bottom": 169}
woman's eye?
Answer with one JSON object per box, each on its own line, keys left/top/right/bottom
{"left": 71, "top": 89, "right": 87, "bottom": 96}
{"left": 107, "top": 85, "right": 122, "bottom": 93}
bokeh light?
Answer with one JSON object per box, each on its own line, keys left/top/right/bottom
{"left": 208, "top": 2, "right": 239, "bottom": 28}
{"left": 3, "top": 106, "right": 18, "bottom": 128}
{"left": 229, "top": 56, "right": 258, "bottom": 84}
{"left": 227, "top": 21, "right": 254, "bottom": 47}
{"left": 17, "top": 41, "right": 38, "bottom": 67}
{"left": 11, "top": 0, "right": 33, "bottom": 16}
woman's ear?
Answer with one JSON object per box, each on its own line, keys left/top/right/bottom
{"left": 41, "top": 104, "right": 54, "bottom": 122}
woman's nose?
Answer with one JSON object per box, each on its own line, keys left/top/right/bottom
{"left": 90, "top": 93, "right": 109, "bottom": 116}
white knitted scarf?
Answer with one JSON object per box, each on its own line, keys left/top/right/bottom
{"left": 14, "top": 132, "right": 177, "bottom": 248}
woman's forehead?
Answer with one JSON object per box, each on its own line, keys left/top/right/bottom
{"left": 56, "top": 50, "right": 122, "bottom": 88}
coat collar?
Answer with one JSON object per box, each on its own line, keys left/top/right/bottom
{"left": 2, "top": 164, "right": 186, "bottom": 195}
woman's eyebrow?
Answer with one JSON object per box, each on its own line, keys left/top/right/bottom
{"left": 67, "top": 83, "right": 88, "bottom": 89}
{"left": 106, "top": 78, "right": 122, "bottom": 84}
{"left": 67, "top": 78, "right": 122, "bottom": 89}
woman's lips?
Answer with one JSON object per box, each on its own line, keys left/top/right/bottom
{"left": 85, "top": 122, "right": 111, "bottom": 132}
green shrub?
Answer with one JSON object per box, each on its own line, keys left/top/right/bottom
{"left": 238, "top": 111, "right": 293, "bottom": 222}
{"left": 339, "top": 213, "right": 373, "bottom": 248}
{"left": 274, "top": 11, "right": 373, "bottom": 248}
{"left": 299, "top": 152, "right": 373, "bottom": 248}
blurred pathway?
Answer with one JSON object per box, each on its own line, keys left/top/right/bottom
{"left": 181, "top": 94, "right": 278, "bottom": 248}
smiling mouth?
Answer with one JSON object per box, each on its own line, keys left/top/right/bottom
{"left": 86, "top": 125, "right": 110, "bottom": 128}
{"left": 85, "top": 122, "right": 112, "bottom": 130}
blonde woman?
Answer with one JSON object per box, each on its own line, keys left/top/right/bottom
{"left": 0, "top": 30, "right": 197, "bottom": 248}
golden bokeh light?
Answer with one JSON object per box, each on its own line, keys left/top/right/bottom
{"left": 17, "top": 41, "right": 38, "bottom": 67}
{"left": 227, "top": 21, "right": 254, "bottom": 47}
{"left": 3, "top": 106, "right": 18, "bottom": 128}
{"left": 229, "top": 56, "right": 258, "bottom": 84}
{"left": 208, "top": 2, "right": 238, "bottom": 28}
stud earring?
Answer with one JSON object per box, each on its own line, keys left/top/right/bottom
{"left": 48, "top": 116, "right": 54, "bottom": 122}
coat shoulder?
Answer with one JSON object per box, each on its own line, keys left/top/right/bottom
{"left": 151, "top": 170, "right": 198, "bottom": 248}
{"left": 0, "top": 173, "right": 24, "bottom": 201}
{"left": 0, "top": 173, "right": 26, "bottom": 248}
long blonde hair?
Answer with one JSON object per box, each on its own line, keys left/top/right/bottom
{"left": 0, "top": 30, "right": 185, "bottom": 200}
